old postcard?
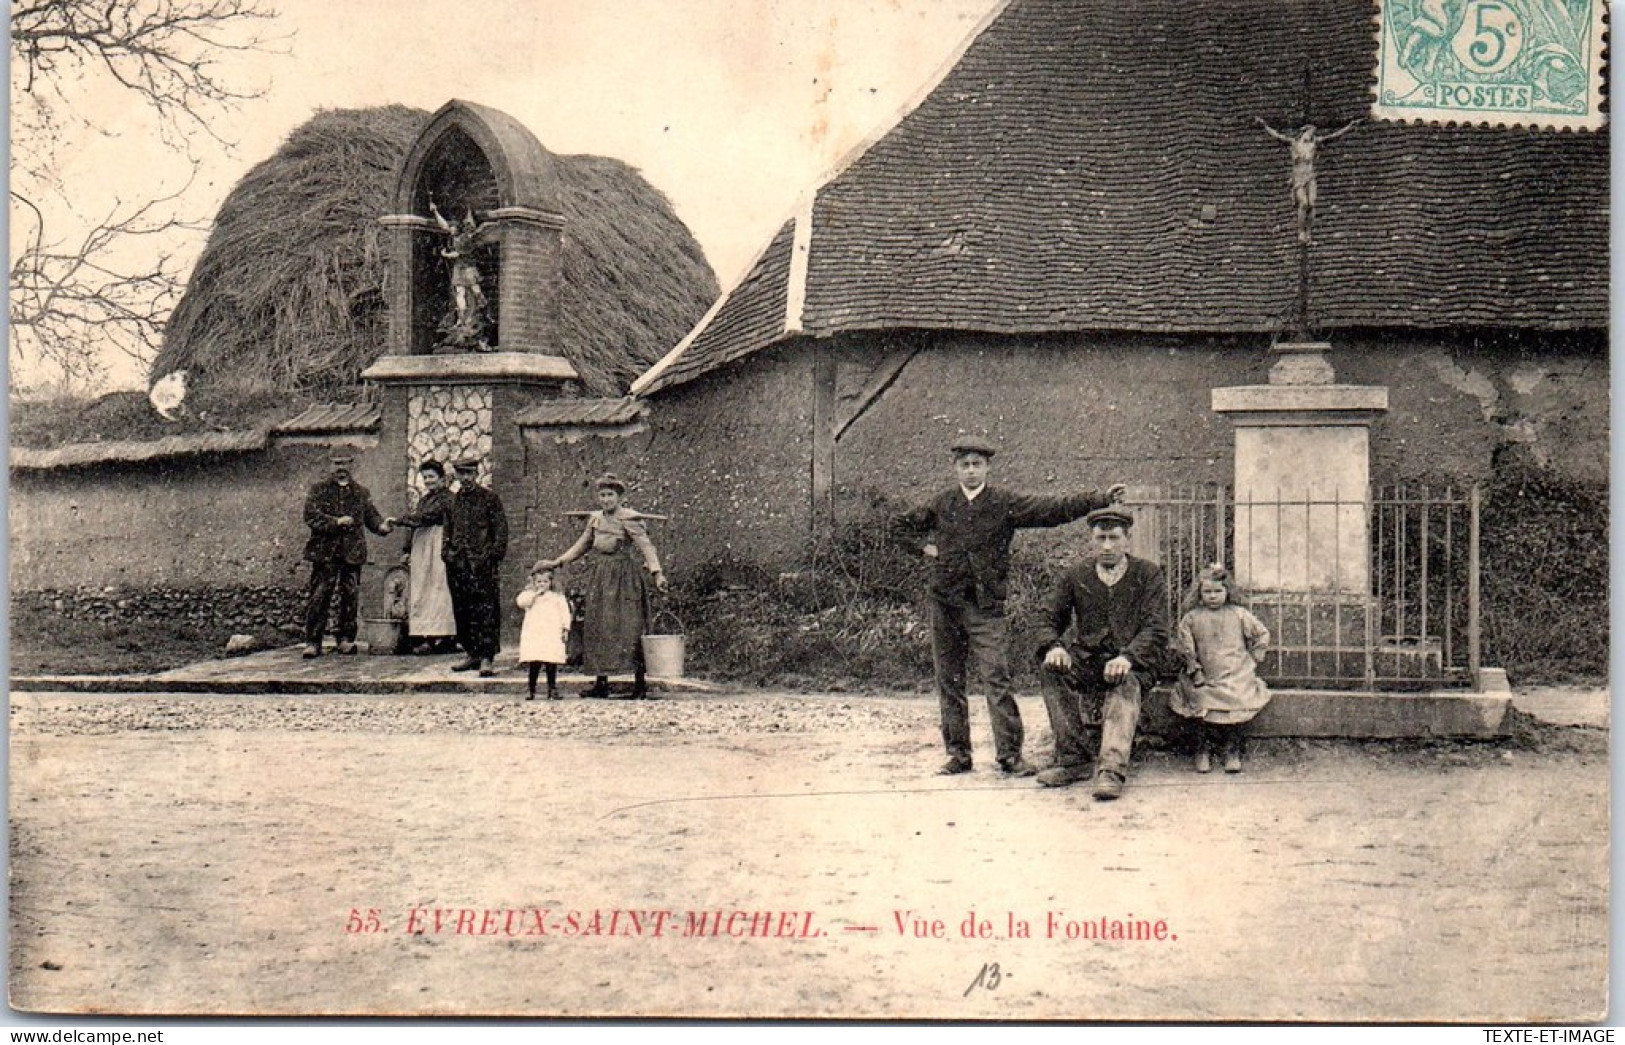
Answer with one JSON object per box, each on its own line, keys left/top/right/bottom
{"left": 8, "top": 0, "right": 1609, "bottom": 1022}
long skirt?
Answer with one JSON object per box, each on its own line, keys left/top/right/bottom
{"left": 579, "top": 551, "right": 649, "bottom": 675}
{"left": 407, "top": 526, "right": 457, "bottom": 638}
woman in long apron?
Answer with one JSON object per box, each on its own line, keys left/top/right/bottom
{"left": 541, "top": 474, "right": 668, "bottom": 698}
{"left": 388, "top": 460, "right": 459, "bottom": 653}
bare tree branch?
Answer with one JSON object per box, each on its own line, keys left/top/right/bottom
{"left": 10, "top": 182, "right": 205, "bottom": 383}
{"left": 9, "top": 0, "right": 284, "bottom": 390}
{"left": 12, "top": 0, "right": 282, "bottom": 156}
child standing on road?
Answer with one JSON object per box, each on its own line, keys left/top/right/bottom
{"left": 1171, "top": 564, "right": 1271, "bottom": 773}
{"left": 517, "top": 563, "right": 572, "bottom": 701}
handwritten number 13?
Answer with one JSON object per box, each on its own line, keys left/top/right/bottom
{"left": 963, "top": 962, "right": 1003, "bottom": 997}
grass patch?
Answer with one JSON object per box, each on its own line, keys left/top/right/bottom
{"left": 9, "top": 602, "right": 243, "bottom": 675}
{"left": 1478, "top": 458, "right": 1606, "bottom": 686}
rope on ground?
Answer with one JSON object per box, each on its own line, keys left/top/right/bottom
{"left": 600, "top": 776, "right": 1358, "bottom": 819}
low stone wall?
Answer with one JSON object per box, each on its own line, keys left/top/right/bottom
{"left": 14, "top": 585, "right": 307, "bottom": 637}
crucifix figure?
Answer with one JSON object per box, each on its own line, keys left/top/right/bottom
{"left": 1256, "top": 117, "right": 1361, "bottom": 245}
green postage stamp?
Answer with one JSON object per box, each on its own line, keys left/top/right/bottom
{"left": 1371, "top": 0, "right": 1608, "bottom": 129}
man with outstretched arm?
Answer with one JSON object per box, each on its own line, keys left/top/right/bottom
{"left": 895, "top": 437, "right": 1124, "bottom": 777}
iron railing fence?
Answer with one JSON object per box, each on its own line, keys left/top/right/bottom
{"left": 1130, "top": 485, "right": 1479, "bottom": 690}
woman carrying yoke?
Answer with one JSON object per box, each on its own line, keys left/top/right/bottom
{"left": 541, "top": 474, "right": 668, "bottom": 699}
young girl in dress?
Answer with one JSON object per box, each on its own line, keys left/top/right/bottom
{"left": 1171, "top": 564, "right": 1271, "bottom": 773}
{"left": 516, "top": 563, "right": 572, "bottom": 701}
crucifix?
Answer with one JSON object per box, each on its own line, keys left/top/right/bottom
{"left": 1255, "top": 117, "right": 1361, "bottom": 247}
{"left": 1257, "top": 66, "right": 1361, "bottom": 338}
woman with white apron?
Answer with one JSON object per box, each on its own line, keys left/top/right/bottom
{"left": 388, "top": 459, "right": 459, "bottom": 653}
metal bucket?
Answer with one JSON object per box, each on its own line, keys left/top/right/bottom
{"left": 641, "top": 609, "right": 686, "bottom": 678}
{"left": 358, "top": 617, "right": 403, "bottom": 654}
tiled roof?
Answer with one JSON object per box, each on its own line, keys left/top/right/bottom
{"left": 634, "top": 220, "right": 797, "bottom": 394}
{"left": 10, "top": 430, "right": 268, "bottom": 472}
{"left": 273, "top": 403, "right": 381, "bottom": 434}
{"left": 641, "top": 0, "right": 1607, "bottom": 393}
{"left": 513, "top": 397, "right": 646, "bottom": 427}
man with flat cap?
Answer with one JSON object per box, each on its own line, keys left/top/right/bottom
{"left": 301, "top": 452, "right": 391, "bottom": 658}
{"left": 1034, "top": 505, "right": 1173, "bottom": 800}
{"left": 896, "top": 437, "right": 1124, "bottom": 776}
{"left": 443, "top": 456, "right": 509, "bottom": 676}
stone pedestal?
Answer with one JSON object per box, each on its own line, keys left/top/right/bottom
{"left": 363, "top": 353, "right": 580, "bottom": 639}
{"left": 1211, "top": 342, "right": 1388, "bottom": 594}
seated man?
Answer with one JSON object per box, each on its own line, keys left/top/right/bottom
{"left": 1033, "top": 506, "right": 1172, "bottom": 801}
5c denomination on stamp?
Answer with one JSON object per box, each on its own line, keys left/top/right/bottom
{"left": 1371, "top": 0, "right": 1607, "bottom": 129}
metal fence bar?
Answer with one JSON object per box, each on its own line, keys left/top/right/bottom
{"left": 1128, "top": 485, "right": 1477, "bottom": 689}
{"left": 1364, "top": 483, "right": 1377, "bottom": 686}
{"left": 1449, "top": 490, "right": 1462, "bottom": 669}
{"left": 1276, "top": 484, "right": 1284, "bottom": 594}
{"left": 1395, "top": 487, "right": 1408, "bottom": 647}
{"left": 1301, "top": 489, "right": 1314, "bottom": 669}
{"left": 1333, "top": 485, "right": 1344, "bottom": 680}
{"left": 1378, "top": 494, "right": 1391, "bottom": 669}
{"left": 1423, "top": 481, "right": 1436, "bottom": 663}
{"left": 1469, "top": 483, "right": 1481, "bottom": 680}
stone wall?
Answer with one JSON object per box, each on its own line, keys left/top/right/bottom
{"left": 9, "top": 328, "right": 1604, "bottom": 623}
{"left": 834, "top": 328, "right": 1606, "bottom": 497}
{"left": 827, "top": 328, "right": 1605, "bottom": 566}
{"left": 518, "top": 344, "right": 818, "bottom": 580}
{"left": 10, "top": 440, "right": 407, "bottom": 628}
{"left": 406, "top": 384, "right": 494, "bottom": 493}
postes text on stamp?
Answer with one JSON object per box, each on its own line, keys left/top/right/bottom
{"left": 1371, "top": 0, "right": 1607, "bottom": 130}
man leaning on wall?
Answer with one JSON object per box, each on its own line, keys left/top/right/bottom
{"left": 1033, "top": 506, "right": 1173, "bottom": 801}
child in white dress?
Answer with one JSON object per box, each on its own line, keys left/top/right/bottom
{"left": 516, "top": 563, "right": 572, "bottom": 701}
{"left": 1171, "top": 564, "right": 1271, "bottom": 773}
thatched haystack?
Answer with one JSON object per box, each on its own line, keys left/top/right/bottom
{"left": 554, "top": 154, "right": 719, "bottom": 394}
{"left": 156, "top": 105, "right": 719, "bottom": 402}
{"left": 156, "top": 105, "right": 427, "bottom": 402}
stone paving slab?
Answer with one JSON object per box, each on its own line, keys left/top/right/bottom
{"left": 9, "top": 643, "right": 717, "bottom": 696}
{"left": 1509, "top": 686, "right": 1610, "bottom": 729}
{"left": 9, "top": 644, "right": 1605, "bottom": 736}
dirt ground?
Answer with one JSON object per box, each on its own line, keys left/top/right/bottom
{"left": 7, "top": 690, "right": 1610, "bottom": 1021}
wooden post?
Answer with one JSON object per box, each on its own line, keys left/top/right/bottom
{"left": 811, "top": 350, "right": 838, "bottom": 537}
{"left": 1297, "top": 237, "right": 1312, "bottom": 337}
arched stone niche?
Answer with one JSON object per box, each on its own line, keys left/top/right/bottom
{"left": 380, "top": 99, "right": 566, "bottom": 356}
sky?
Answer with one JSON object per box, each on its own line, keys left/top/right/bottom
{"left": 13, "top": 0, "right": 1002, "bottom": 392}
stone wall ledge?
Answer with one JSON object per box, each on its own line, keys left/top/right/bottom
{"left": 362, "top": 352, "right": 578, "bottom": 385}
{"left": 1211, "top": 384, "right": 1390, "bottom": 417}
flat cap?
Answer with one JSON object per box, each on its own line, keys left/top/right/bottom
{"left": 452, "top": 456, "right": 481, "bottom": 471}
{"left": 1085, "top": 506, "right": 1135, "bottom": 529}
{"left": 329, "top": 452, "right": 355, "bottom": 465}
{"left": 950, "top": 437, "right": 997, "bottom": 458}
{"left": 593, "top": 473, "right": 628, "bottom": 493}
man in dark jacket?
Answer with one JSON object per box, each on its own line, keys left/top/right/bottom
{"left": 1034, "top": 506, "right": 1172, "bottom": 800}
{"left": 896, "top": 438, "right": 1123, "bottom": 777}
{"left": 302, "top": 453, "right": 391, "bottom": 657}
{"left": 443, "top": 456, "right": 509, "bottom": 676}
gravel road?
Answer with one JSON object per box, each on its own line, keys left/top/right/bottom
{"left": 9, "top": 690, "right": 1609, "bottom": 1020}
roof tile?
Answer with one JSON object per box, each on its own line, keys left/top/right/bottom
{"left": 645, "top": 0, "right": 1607, "bottom": 393}
{"left": 273, "top": 403, "right": 381, "bottom": 434}
{"left": 513, "top": 397, "right": 646, "bottom": 427}
{"left": 11, "top": 431, "right": 268, "bottom": 472}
